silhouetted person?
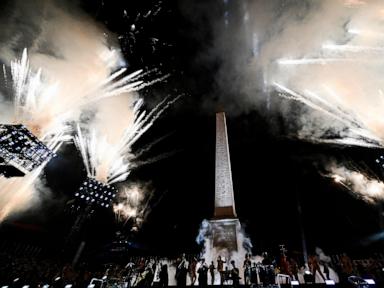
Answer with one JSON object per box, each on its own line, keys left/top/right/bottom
{"left": 217, "top": 256, "right": 226, "bottom": 285}
{"left": 197, "top": 258, "right": 208, "bottom": 287}
{"left": 176, "top": 254, "right": 188, "bottom": 287}
{"left": 224, "top": 266, "right": 230, "bottom": 284}
{"left": 189, "top": 257, "right": 197, "bottom": 286}
{"left": 159, "top": 264, "right": 168, "bottom": 288}
{"left": 289, "top": 258, "right": 299, "bottom": 281}
{"left": 250, "top": 262, "right": 258, "bottom": 285}
{"left": 230, "top": 260, "right": 240, "bottom": 287}
{"left": 209, "top": 261, "right": 215, "bottom": 285}
{"left": 243, "top": 253, "right": 252, "bottom": 286}
{"left": 262, "top": 252, "right": 272, "bottom": 265}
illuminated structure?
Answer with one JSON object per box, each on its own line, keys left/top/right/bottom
{"left": 66, "top": 179, "right": 117, "bottom": 264}
{"left": 73, "top": 178, "right": 117, "bottom": 209}
{"left": 0, "top": 124, "right": 55, "bottom": 177}
{"left": 210, "top": 112, "right": 241, "bottom": 254}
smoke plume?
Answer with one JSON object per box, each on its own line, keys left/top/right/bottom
{"left": 184, "top": 0, "right": 384, "bottom": 147}
{"left": 328, "top": 163, "right": 384, "bottom": 203}
{"left": 196, "top": 219, "right": 252, "bottom": 285}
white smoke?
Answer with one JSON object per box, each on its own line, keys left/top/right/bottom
{"left": 0, "top": 1, "right": 129, "bottom": 130}
{"left": 328, "top": 163, "right": 384, "bottom": 203}
{"left": 196, "top": 219, "right": 252, "bottom": 285}
{"left": 185, "top": 0, "right": 384, "bottom": 146}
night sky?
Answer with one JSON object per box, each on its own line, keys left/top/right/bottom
{"left": 1, "top": 0, "right": 384, "bottom": 262}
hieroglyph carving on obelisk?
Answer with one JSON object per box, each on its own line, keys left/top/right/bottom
{"left": 214, "top": 112, "right": 237, "bottom": 219}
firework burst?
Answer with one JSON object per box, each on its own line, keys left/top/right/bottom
{"left": 74, "top": 95, "right": 179, "bottom": 186}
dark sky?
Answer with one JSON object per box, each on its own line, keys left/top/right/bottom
{"left": 1, "top": 0, "right": 384, "bottom": 262}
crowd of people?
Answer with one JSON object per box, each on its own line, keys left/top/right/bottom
{"left": 1, "top": 248, "right": 384, "bottom": 287}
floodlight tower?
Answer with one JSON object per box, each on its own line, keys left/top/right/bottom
{"left": 74, "top": 178, "right": 117, "bottom": 209}
{"left": 0, "top": 124, "right": 55, "bottom": 177}
{"left": 65, "top": 178, "right": 117, "bottom": 266}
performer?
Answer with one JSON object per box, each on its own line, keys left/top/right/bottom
{"left": 308, "top": 255, "right": 326, "bottom": 283}
{"left": 208, "top": 261, "right": 215, "bottom": 285}
{"left": 250, "top": 262, "right": 259, "bottom": 285}
{"left": 159, "top": 264, "right": 168, "bottom": 288}
{"left": 189, "top": 257, "right": 197, "bottom": 285}
{"left": 261, "top": 252, "right": 276, "bottom": 285}
{"left": 339, "top": 254, "right": 354, "bottom": 283}
{"left": 316, "top": 247, "right": 332, "bottom": 280}
{"left": 124, "top": 262, "right": 135, "bottom": 288}
{"left": 243, "top": 253, "right": 252, "bottom": 286}
{"left": 138, "top": 257, "right": 146, "bottom": 273}
{"left": 223, "top": 266, "right": 230, "bottom": 285}
{"left": 289, "top": 258, "right": 299, "bottom": 281}
{"left": 197, "top": 258, "right": 208, "bottom": 287}
{"left": 176, "top": 254, "right": 189, "bottom": 287}
{"left": 217, "top": 255, "right": 226, "bottom": 285}
{"left": 135, "top": 260, "right": 156, "bottom": 288}
{"left": 230, "top": 260, "right": 240, "bottom": 287}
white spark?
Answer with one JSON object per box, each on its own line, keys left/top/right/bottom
{"left": 274, "top": 82, "right": 383, "bottom": 146}
{"left": 277, "top": 58, "right": 357, "bottom": 65}
{"left": 322, "top": 44, "right": 384, "bottom": 54}
{"left": 113, "top": 185, "right": 149, "bottom": 225}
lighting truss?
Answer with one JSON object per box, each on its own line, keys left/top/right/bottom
{"left": 0, "top": 124, "right": 55, "bottom": 177}
{"left": 74, "top": 178, "right": 117, "bottom": 208}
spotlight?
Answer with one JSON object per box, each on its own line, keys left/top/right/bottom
{"left": 325, "top": 280, "right": 335, "bottom": 285}
{"left": 364, "top": 279, "right": 375, "bottom": 284}
{"left": 64, "top": 285, "right": 72, "bottom": 288}
{"left": 54, "top": 277, "right": 61, "bottom": 281}
{"left": 22, "top": 286, "right": 29, "bottom": 288}
{"left": 291, "top": 280, "right": 300, "bottom": 285}
{"left": 348, "top": 275, "right": 371, "bottom": 286}
{"left": 75, "top": 178, "right": 117, "bottom": 208}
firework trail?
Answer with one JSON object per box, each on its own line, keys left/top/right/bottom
{"left": 273, "top": 82, "right": 383, "bottom": 148}
{"left": 7, "top": 48, "right": 154, "bottom": 144}
{"left": 270, "top": 1, "right": 384, "bottom": 148}
{"left": 9, "top": 49, "right": 72, "bottom": 146}
{"left": 328, "top": 164, "right": 384, "bottom": 203}
{"left": 134, "top": 131, "right": 174, "bottom": 159}
{"left": 74, "top": 95, "right": 180, "bottom": 186}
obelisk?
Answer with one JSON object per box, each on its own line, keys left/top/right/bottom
{"left": 210, "top": 112, "right": 240, "bottom": 253}
{"left": 214, "top": 112, "right": 237, "bottom": 219}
